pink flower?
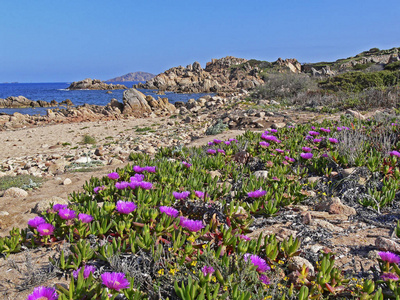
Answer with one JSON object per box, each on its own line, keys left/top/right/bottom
{"left": 101, "top": 272, "right": 130, "bottom": 291}
{"left": 93, "top": 186, "right": 106, "bottom": 194}
{"left": 115, "top": 181, "right": 129, "bottom": 189}
{"left": 381, "top": 273, "right": 399, "bottom": 281}
{"left": 108, "top": 172, "right": 119, "bottom": 180}
{"left": 261, "top": 134, "right": 280, "bottom": 143}
{"left": 275, "top": 149, "right": 284, "bottom": 154}
{"left": 37, "top": 223, "right": 55, "bottom": 236}
{"left": 302, "top": 147, "right": 312, "bottom": 152}
{"left": 259, "top": 141, "right": 270, "bottom": 148}
{"left": 259, "top": 274, "right": 271, "bottom": 284}
{"left": 300, "top": 153, "right": 313, "bottom": 159}
{"left": 160, "top": 206, "right": 179, "bottom": 218}
{"left": 320, "top": 127, "right": 331, "bottom": 133}
{"left": 180, "top": 218, "right": 205, "bottom": 232}
{"left": 213, "top": 139, "right": 222, "bottom": 144}
{"left": 201, "top": 266, "right": 215, "bottom": 276}
{"left": 59, "top": 208, "right": 76, "bottom": 220}
{"left": 244, "top": 254, "right": 270, "bottom": 272}
{"left": 144, "top": 166, "right": 156, "bottom": 173}
{"left": 173, "top": 191, "right": 190, "bottom": 200}
{"left": 328, "top": 138, "right": 338, "bottom": 144}
{"left": 239, "top": 235, "right": 251, "bottom": 241}
{"left": 182, "top": 161, "right": 192, "bottom": 168}
{"left": 308, "top": 131, "right": 319, "bottom": 136}
{"left": 248, "top": 189, "right": 267, "bottom": 198}
{"left": 27, "top": 286, "right": 58, "bottom": 300}
{"left": 78, "top": 213, "right": 93, "bottom": 223}
{"left": 195, "top": 191, "right": 205, "bottom": 198}
{"left": 73, "top": 265, "right": 96, "bottom": 279}
{"left": 130, "top": 174, "right": 144, "bottom": 182}
{"left": 116, "top": 200, "right": 137, "bottom": 214}
{"left": 217, "top": 149, "right": 225, "bottom": 155}
{"left": 207, "top": 149, "right": 216, "bottom": 154}
{"left": 313, "top": 138, "right": 322, "bottom": 143}
{"left": 28, "top": 216, "right": 46, "bottom": 229}
{"left": 390, "top": 151, "right": 400, "bottom": 157}
{"left": 379, "top": 251, "right": 400, "bottom": 264}
{"left": 138, "top": 181, "right": 153, "bottom": 190}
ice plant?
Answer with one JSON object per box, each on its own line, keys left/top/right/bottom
{"left": 101, "top": 272, "right": 130, "bottom": 291}
{"left": 328, "top": 138, "right": 339, "bottom": 144}
{"left": 73, "top": 265, "right": 96, "bottom": 279}
{"left": 115, "top": 181, "right": 129, "bottom": 190}
{"left": 116, "top": 200, "right": 137, "bottom": 214}
{"left": 138, "top": 181, "right": 153, "bottom": 190}
{"left": 195, "top": 191, "right": 205, "bottom": 198}
{"left": 239, "top": 234, "right": 251, "bottom": 241}
{"left": 207, "top": 149, "right": 216, "bottom": 154}
{"left": 217, "top": 149, "right": 225, "bottom": 155}
{"left": 270, "top": 129, "right": 278, "bottom": 133}
{"left": 130, "top": 174, "right": 144, "bottom": 182}
{"left": 275, "top": 149, "right": 284, "bottom": 154}
{"left": 201, "top": 266, "right": 215, "bottom": 276}
{"left": 248, "top": 189, "right": 267, "bottom": 198}
{"left": 390, "top": 151, "right": 400, "bottom": 158}
{"left": 159, "top": 206, "right": 179, "bottom": 218}
{"left": 108, "top": 172, "right": 119, "bottom": 180}
{"left": 320, "top": 127, "right": 331, "bottom": 133}
{"left": 244, "top": 254, "right": 270, "bottom": 272}
{"left": 78, "top": 213, "right": 93, "bottom": 223}
{"left": 313, "top": 138, "right": 322, "bottom": 143}
{"left": 378, "top": 251, "right": 400, "bottom": 264}
{"left": 182, "top": 161, "right": 192, "bottom": 168}
{"left": 180, "top": 218, "right": 205, "bottom": 232}
{"left": 93, "top": 186, "right": 106, "bottom": 194}
{"left": 308, "top": 131, "right": 320, "bottom": 136}
{"left": 261, "top": 134, "right": 280, "bottom": 143}
{"left": 173, "top": 191, "right": 190, "bottom": 200}
{"left": 37, "top": 223, "right": 55, "bottom": 236}
{"left": 259, "top": 274, "right": 271, "bottom": 285}
{"left": 213, "top": 139, "right": 222, "bottom": 144}
{"left": 300, "top": 153, "right": 313, "bottom": 160}
{"left": 28, "top": 216, "right": 46, "bottom": 229}
{"left": 302, "top": 147, "right": 312, "bottom": 152}
{"left": 59, "top": 208, "right": 77, "bottom": 220}
{"left": 53, "top": 204, "right": 68, "bottom": 211}
{"left": 224, "top": 141, "right": 231, "bottom": 145}
{"left": 259, "top": 141, "right": 270, "bottom": 148}
{"left": 144, "top": 166, "right": 156, "bottom": 173}
{"left": 208, "top": 141, "right": 214, "bottom": 146}
{"left": 381, "top": 273, "right": 399, "bottom": 281}
{"left": 133, "top": 165, "right": 144, "bottom": 173}
{"left": 27, "top": 286, "right": 58, "bottom": 300}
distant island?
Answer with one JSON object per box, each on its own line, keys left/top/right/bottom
{"left": 107, "top": 72, "right": 155, "bottom": 82}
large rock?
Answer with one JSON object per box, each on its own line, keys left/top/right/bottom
{"left": 122, "top": 88, "right": 152, "bottom": 116}
{"left": 67, "top": 78, "right": 127, "bottom": 90}
{"left": 3, "top": 187, "right": 28, "bottom": 198}
{"left": 315, "top": 197, "right": 356, "bottom": 216}
{"left": 33, "top": 197, "right": 70, "bottom": 214}
{"left": 0, "top": 96, "right": 54, "bottom": 108}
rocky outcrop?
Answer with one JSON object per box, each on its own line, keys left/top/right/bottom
{"left": 0, "top": 96, "right": 58, "bottom": 108}
{"left": 107, "top": 72, "right": 155, "bottom": 82}
{"left": 67, "top": 78, "right": 127, "bottom": 90}
{"left": 122, "top": 88, "right": 152, "bottom": 116}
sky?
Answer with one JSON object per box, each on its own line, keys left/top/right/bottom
{"left": 0, "top": 0, "right": 399, "bottom": 82}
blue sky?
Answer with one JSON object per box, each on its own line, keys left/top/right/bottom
{"left": 0, "top": 0, "right": 399, "bottom": 82}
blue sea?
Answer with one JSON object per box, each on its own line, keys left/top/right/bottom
{"left": 0, "top": 82, "right": 211, "bottom": 115}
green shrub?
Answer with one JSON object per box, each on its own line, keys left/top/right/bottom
{"left": 0, "top": 175, "right": 43, "bottom": 191}
{"left": 82, "top": 135, "right": 96, "bottom": 144}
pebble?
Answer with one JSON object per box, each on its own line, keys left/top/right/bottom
{"left": 63, "top": 178, "right": 72, "bottom": 185}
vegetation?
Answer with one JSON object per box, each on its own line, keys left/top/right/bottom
{"left": 82, "top": 135, "right": 97, "bottom": 145}
{"left": 0, "top": 174, "right": 43, "bottom": 191}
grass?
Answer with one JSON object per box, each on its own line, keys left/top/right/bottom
{"left": 0, "top": 175, "right": 43, "bottom": 191}
{"left": 82, "top": 135, "right": 96, "bottom": 145}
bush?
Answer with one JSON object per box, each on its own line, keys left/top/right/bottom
{"left": 82, "top": 135, "right": 96, "bottom": 144}
{"left": 252, "top": 73, "right": 317, "bottom": 100}
{"left": 0, "top": 175, "right": 43, "bottom": 191}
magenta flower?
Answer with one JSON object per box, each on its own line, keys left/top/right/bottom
{"left": 173, "top": 191, "right": 190, "bottom": 200}
{"left": 37, "top": 223, "right": 55, "bottom": 236}
{"left": 259, "top": 274, "right": 271, "bottom": 285}
{"left": 208, "top": 141, "right": 214, "bottom": 146}
{"left": 275, "top": 149, "right": 284, "bottom": 154}
{"left": 182, "top": 161, "right": 192, "bottom": 168}
{"left": 224, "top": 141, "right": 231, "bottom": 145}
{"left": 244, "top": 254, "right": 270, "bottom": 272}
{"left": 93, "top": 186, "right": 106, "bottom": 194}
{"left": 239, "top": 234, "right": 251, "bottom": 241}
{"left": 108, "top": 172, "right": 119, "bottom": 180}
{"left": 381, "top": 272, "right": 399, "bottom": 281}
{"left": 378, "top": 251, "right": 400, "bottom": 264}
{"left": 78, "top": 213, "right": 93, "bottom": 223}
{"left": 390, "top": 151, "right": 400, "bottom": 158}
{"left": 300, "top": 153, "right": 313, "bottom": 159}
{"left": 328, "top": 138, "right": 339, "bottom": 144}
{"left": 336, "top": 127, "right": 343, "bottom": 131}
{"left": 201, "top": 266, "right": 215, "bottom": 276}
{"left": 305, "top": 135, "right": 313, "bottom": 140}
{"left": 259, "top": 141, "right": 270, "bottom": 148}
{"left": 115, "top": 181, "right": 129, "bottom": 189}
{"left": 160, "top": 206, "right": 179, "bottom": 218}
{"left": 261, "top": 134, "right": 280, "bottom": 143}
{"left": 180, "top": 218, "right": 205, "bottom": 232}
{"left": 207, "top": 149, "right": 216, "bottom": 154}
{"left": 73, "top": 265, "right": 96, "bottom": 279}
{"left": 116, "top": 200, "right": 137, "bottom": 214}
{"left": 229, "top": 138, "right": 238, "bottom": 143}
{"left": 213, "top": 139, "right": 222, "bottom": 144}
{"left": 128, "top": 181, "right": 140, "bottom": 189}
{"left": 270, "top": 129, "right": 278, "bottom": 133}
{"left": 28, "top": 216, "right": 46, "bottom": 229}
{"left": 138, "top": 181, "right": 153, "bottom": 190}
{"left": 133, "top": 165, "right": 144, "bottom": 173}
{"left": 130, "top": 174, "right": 144, "bottom": 182}
{"left": 313, "top": 138, "right": 322, "bottom": 143}
{"left": 322, "top": 153, "right": 329, "bottom": 158}
{"left": 302, "top": 147, "right": 312, "bottom": 152}
{"left": 27, "top": 286, "right": 58, "bottom": 300}
{"left": 144, "top": 166, "right": 156, "bottom": 173}
{"left": 195, "top": 191, "right": 205, "bottom": 198}
{"left": 53, "top": 204, "right": 68, "bottom": 212}
{"left": 59, "top": 208, "right": 77, "bottom": 220}
{"left": 101, "top": 272, "right": 130, "bottom": 291}
{"left": 217, "top": 149, "right": 225, "bottom": 155}
{"left": 308, "top": 131, "right": 320, "bottom": 136}
{"left": 248, "top": 189, "right": 267, "bottom": 198}
{"left": 320, "top": 127, "right": 331, "bottom": 133}
{"left": 284, "top": 156, "right": 295, "bottom": 162}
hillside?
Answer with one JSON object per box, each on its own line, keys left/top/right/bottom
{"left": 107, "top": 71, "right": 155, "bottom": 82}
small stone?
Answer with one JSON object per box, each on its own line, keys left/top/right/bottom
{"left": 75, "top": 157, "right": 92, "bottom": 164}
{"left": 0, "top": 211, "right": 9, "bottom": 216}
{"left": 271, "top": 122, "right": 286, "bottom": 129}
{"left": 307, "top": 177, "right": 320, "bottom": 184}
{"left": 253, "top": 170, "right": 269, "bottom": 179}
{"left": 94, "top": 147, "right": 105, "bottom": 156}
{"left": 288, "top": 256, "right": 315, "bottom": 276}
{"left": 3, "top": 187, "right": 28, "bottom": 198}
{"left": 63, "top": 178, "right": 72, "bottom": 185}
{"left": 209, "top": 170, "right": 222, "bottom": 178}
{"left": 33, "top": 197, "right": 69, "bottom": 214}
{"left": 312, "top": 219, "right": 343, "bottom": 232}
{"left": 341, "top": 168, "right": 356, "bottom": 177}
{"left": 302, "top": 212, "right": 312, "bottom": 225}
{"left": 375, "top": 236, "right": 400, "bottom": 253}
{"left": 145, "top": 146, "right": 156, "bottom": 155}
{"left": 108, "top": 158, "right": 123, "bottom": 165}
{"left": 315, "top": 197, "right": 356, "bottom": 216}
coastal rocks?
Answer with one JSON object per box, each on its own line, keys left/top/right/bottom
{"left": 33, "top": 197, "right": 69, "bottom": 214}
{"left": 315, "top": 197, "right": 356, "bottom": 216}
{"left": 3, "top": 187, "right": 28, "bottom": 198}
{"left": 0, "top": 96, "right": 57, "bottom": 108}
{"left": 67, "top": 78, "right": 127, "bottom": 90}
{"left": 122, "top": 88, "right": 152, "bottom": 116}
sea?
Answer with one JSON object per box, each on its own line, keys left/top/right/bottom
{"left": 0, "top": 82, "right": 212, "bottom": 116}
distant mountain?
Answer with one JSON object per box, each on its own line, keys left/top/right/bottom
{"left": 107, "top": 72, "right": 155, "bottom": 82}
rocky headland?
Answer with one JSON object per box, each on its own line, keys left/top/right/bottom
{"left": 0, "top": 96, "right": 60, "bottom": 109}
{"left": 107, "top": 71, "right": 155, "bottom": 82}
{"left": 67, "top": 78, "right": 127, "bottom": 90}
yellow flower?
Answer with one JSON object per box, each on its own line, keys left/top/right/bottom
{"left": 278, "top": 260, "right": 284, "bottom": 265}
{"left": 223, "top": 286, "right": 228, "bottom": 291}
{"left": 211, "top": 276, "right": 217, "bottom": 282}
{"left": 157, "top": 269, "right": 164, "bottom": 276}
{"left": 322, "top": 192, "right": 327, "bottom": 196}
{"left": 168, "top": 247, "right": 173, "bottom": 252}
{"left": 191, "top": 261, "right": 197, "bottom": 266}
{"left": 169, "top": 268, "right": 178, "bottom": 276}
{"left": 187, "top": 236, "right": 195, "bottom": 243}
{"left": 202, "top": 244, "right": 207, "bottom": 249}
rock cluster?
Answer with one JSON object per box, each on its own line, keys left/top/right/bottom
{"left": 67, "top": 78, "right": 127, "bottom": 90}
{"left": 0, "top": 96, "right": 58, "bottom": 108}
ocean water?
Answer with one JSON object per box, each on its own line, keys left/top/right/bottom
{"left": 0, "top": 82, "right": 212, "bottom": 116}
